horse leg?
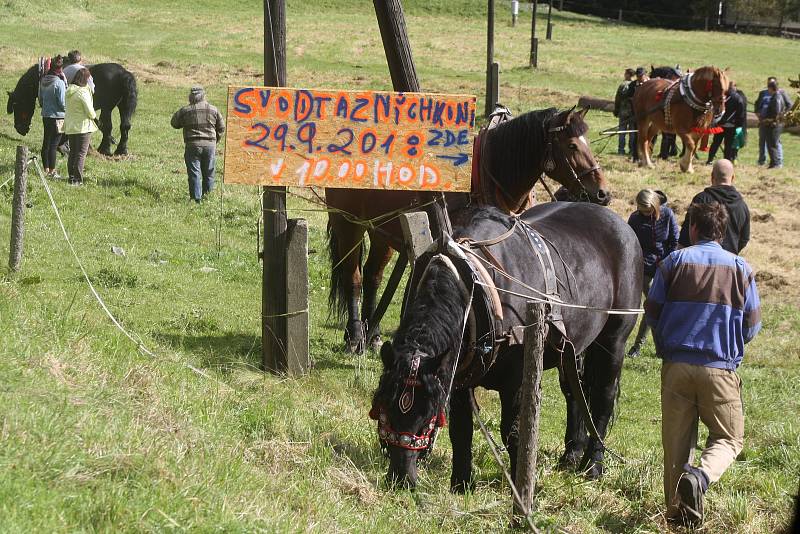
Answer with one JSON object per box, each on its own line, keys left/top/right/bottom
{"left": 645, "top": 125, "right": 661, "bottom": 168}
{"left": 498, "top": 351, "right": 524, "bottom": 480}
{"left": 114, "top": 102, "right": 132, "bottom": 156}
{"left": 449, "top": 388, "right": 475, "bottom": 493}
{"left": 637, "top": 119, "right": 655, "bottom": 168}
{"left": 96, "top": 107, "right": 114, "bottom": 156}
{"left": 361, "top": 232, "right": 393, "bottom": 351}
{"left": 328, "top": 214, "right": 366, "bottom": 354}
{"left": 679, "top": 133, "right": 697, "bottom": 173}
{"left": 578, "top": 327, "right": 628, "bottom": 479}
{"left": 558, "top": 364, "right": 588, "bottom": 470}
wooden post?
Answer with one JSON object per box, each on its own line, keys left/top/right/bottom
{"left": 8, "top": 145, "right": 28, "bottom": 273}
{"left": 513, "top": 301, "right": 545, "bottom": 525}
{"left": 529, "top": 0, "right": 538, "bottom": 68}
{"left": 618, "top": 9, "right": 622, "bottom": 22}
{"left": 704, "top": 16, "right": 709, "bottom": 31}
{"left": 546, "top": 1, "right": 553, "bottom": 39}
{"left": 489, "top": 62, "right": 499, "bottom": 114}
{"left": 512, "top": 0, "right": 519, "bottom": 26}
{"left": 559, "top": 0, "right": 563, "bottom": 11}
{"left": 485, "top": 0, "right": 495, "bottom": 118}
{"left": 285, "top": 219, "right": 310, "bottom": 375}
{"left": 373, "top": 0, "right": 451, "bottom": 240}
{"left": 262, "top": 0, "right": 289, "bottom": 373}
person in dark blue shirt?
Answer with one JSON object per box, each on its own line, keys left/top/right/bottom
{"left": 626, "top": 189, "right": 679, "bottom": 357}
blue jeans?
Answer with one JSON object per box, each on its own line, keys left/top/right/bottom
{"left": 764, "top": 125, "right": 783, "bottom": 167}
{"left": 618, "top": 116, "right": 635, "bottom": 154}
{"left": 184, "top": 144, "right": 216, "bottom": 200}
{"left": 757, "top": 124, "right": 781, "bottom": 165}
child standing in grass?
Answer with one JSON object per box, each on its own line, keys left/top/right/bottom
{"left": 64, "top": 68, "right": 98, "bottom": 186}
{"left": 627, "top": 189, "right": 679, "bottom": 357}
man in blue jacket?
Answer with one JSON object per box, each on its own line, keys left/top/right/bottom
{"left": 645, "top": 201, "right": 761, "bottom": 527}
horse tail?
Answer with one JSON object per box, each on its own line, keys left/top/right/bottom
{"left": 121, "top": 68, "right": 138, "bottom": 116}
{"left": 327, "top": 218, "right": 360, "bottom": 324}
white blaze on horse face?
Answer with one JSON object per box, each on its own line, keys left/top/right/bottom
{"left": 579, "top": 135, "right": 589, "bottom": 147}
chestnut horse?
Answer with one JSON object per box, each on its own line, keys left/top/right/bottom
{"left": 327, "top": 107, "right": 610, "bottom": 353}
{"left": 633, "top": 65, "right": 728, "bottom": 172}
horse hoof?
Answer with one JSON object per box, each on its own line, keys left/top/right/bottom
{"left": 368, "top": 335, "right": 383, "bottom": 352}
{"left": 113, "top": 149, "right": 128, "bottom": 157}
{"left": 345, "top": 338, "right": 365, "bottom": 354}
{"left": 450, "top": 478, "right": 474, "bottom": 494}
{"left": 558, "top": 451, "right": 583, "bottom": 471}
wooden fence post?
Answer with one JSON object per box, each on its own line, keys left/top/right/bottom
{"left": 285, "top": 218, "right": 310, "bottom": 375}
{"left": 513, "top": 301, "right": 546, "bottom": 526}
{"left": 529, "top": 0, "right": 538, "bottom": 68}
{"left": 486, "top": 0, "right": 495, "bottom": 118}
{"left": 546, "top": 0, "right": 553, "bottom": 39}
{"left": 8, "top": 145, "right": 28, "bottom": 273}
{"left": 262, "top": 0, "right": 290, "bottom": 374}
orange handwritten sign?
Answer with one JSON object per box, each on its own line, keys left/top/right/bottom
{"left": 223, "top": 87, "right": 476, "bottom": 191}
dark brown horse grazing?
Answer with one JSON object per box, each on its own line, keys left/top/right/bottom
{"left": 327, "top": 107, "right": 610, "bottom": 353}
{"left": 371, "top": 203, "right": 642, "bottom": 490}
{"left": 633, "top": 65, "right": 729, "bottom": 173}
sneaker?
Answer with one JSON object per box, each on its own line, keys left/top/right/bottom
{"left": 51, "top": 171, "right": 62, "bottom": 180}
{"left": 68, "top": 179, "right": 83, "bottom": 186}
{"left": 627, "top": 344, "right": 642, "bottom": 358}
{"left": 676, "top": 471, "right": 704, "bottom": 526}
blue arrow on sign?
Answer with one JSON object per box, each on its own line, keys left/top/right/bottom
{"left": 436, "top": 153, "right": 469, "bottom": 166}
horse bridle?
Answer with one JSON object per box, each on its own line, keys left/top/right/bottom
{"left": 542, "top": 121, "right": 601, "bottom": 202}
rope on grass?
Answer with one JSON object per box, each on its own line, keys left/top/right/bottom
{"left": 30, "top": 157, "right": 233, "bottom": 392}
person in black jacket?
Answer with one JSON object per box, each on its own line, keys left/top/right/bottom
{"left": 678, "top": 159, "right": 750, "bottom": 254}
{"left": 707, "top": 81, "right": 747, "bottom": 164}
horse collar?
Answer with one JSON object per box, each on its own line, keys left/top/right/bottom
{"left": 680, "top": 73, "right": 713, "bottom": 112}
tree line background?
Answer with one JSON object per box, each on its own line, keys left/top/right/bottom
{"left": 558, "top": 0, "right": 800, "bottom": 33}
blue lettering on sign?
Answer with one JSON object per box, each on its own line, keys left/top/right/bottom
{"left": 408, "top": 102, "right": 417, "bottom": 120}
{"left": 260, "top": 89, "right": 271, "bottom": 108}
{"left": 418, "top": 98, "right": 433, "bottom": 123}
{"left": 457, "top": 129, "right": 469, "bottom": 145}
{"left": 294, "top": 90, "right": 314, "bottom": 122}
{"left": 313, "top": 95, "right": 332, "bottom": 118}
{"left": 278, "top": 96, "right": 289, "bottom": 112}
{"left": 335, "top": 96, "right": 349, "bottom": 119}
{"left": 393, "top": 94, "right": 406, "bottom": 124}
{"left": 374, "top": 93, "right": 390, "bottom": 123}
{"left": 233, "top": 88, "right": 253, "bottom": 114}
{"left": 456, "top": 102, "right": 469, "bottom": 126}
{"left": 443, "top": 130, "right": 457, "bottom": 147}
{"left": 350, "top": 98, "right": 369, "bottom": 123}
{"left": 431, "top": 101, "right": 447, "bottom": 127}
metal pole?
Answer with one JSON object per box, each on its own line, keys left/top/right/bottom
{"left": 262, "top": 0, "right": 288, "bottom": 374}
{"left": 512, "top": 0, "right": 519, "bottom": 26}
{"left": 9, "top": 146, "right": 28, "bottom": 273}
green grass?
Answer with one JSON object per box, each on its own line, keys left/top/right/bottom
{"left": 1, "top": 1, "right": 799, "bottom": 531}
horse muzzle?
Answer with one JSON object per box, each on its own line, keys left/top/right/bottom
{"left": 14, "top": 123, "right": 29, "bottom": 136}
{"left": 596, "top": 188, "right": 611, "bottom": 206}
{"left": 387, "top": 448, "right": 420, "bottom": 489}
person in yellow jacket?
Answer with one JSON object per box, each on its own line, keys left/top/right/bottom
{"left": 64, "top": 68, "right": 97, "bottom": 185}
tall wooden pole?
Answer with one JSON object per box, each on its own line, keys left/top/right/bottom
{"left": 373, "top": 0, "right": 451, "bottom": 240}
{"left": 546, "top": 0, "right": 553, "bottom": 39}
{"left": 262, "top": 0, "right": 288, "bottom": 373}
{"left": 529, "top": 0, "right": 539, "bottom": 68}
{"left": 485, "top": 0, "right": 495, "bottom": 118}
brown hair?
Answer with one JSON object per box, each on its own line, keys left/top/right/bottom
{"left": 73, "top": 68, "right": 91, "bottom": 87}
{"left": 688, "top": 202, "right": 728, "bottom": 242}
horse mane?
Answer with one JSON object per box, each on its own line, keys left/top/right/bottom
{"left": 484, "top": 108, "right": 588, "bottom": 192}
{"left": 372, "top": 258, "right": 469, "bottom": 410}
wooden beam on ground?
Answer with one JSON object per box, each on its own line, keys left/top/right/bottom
{"left": 262, "top": 0, "right": 289, "bottom": 373}
{"left": 513, "top": 301, "right": 545, "bottom": 526}
{"left": 8, "top": 145, "right": 28, "bottom": 273}
{"left": 399, "top": 211, "right": 433, "bottom": 262}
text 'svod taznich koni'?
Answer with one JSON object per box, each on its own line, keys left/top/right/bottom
{"left": 224, "top": 87, "right": 477, "bottom": 191}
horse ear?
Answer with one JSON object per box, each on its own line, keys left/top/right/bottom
{"left": 578, "top": 107, "right": 589, "bottom": 119}
{"left": 380, "top": 341, "right": 394, "bottom": 369}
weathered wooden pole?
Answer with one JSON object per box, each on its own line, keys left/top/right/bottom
{"left": 285, "top": 219, "right": 309, "bottom": 375}
{"left": 529, "top": 0, "right": 539, "bottom": 68}
{"left": 485, "top": 0, "right": 495, "bottom": 118}
{"left": 8, "top": 145, "right": 28, "bottom": 273}
{"left": 373, "top": 0, "right": 451, "bottom": 241}
{"left": 513, "top": 301, "right": 546, "bottom": 526}
{"left": 546, "top": 0, "right": 553, "bottom": 39}
{"left": 262, "top": 0, "right": 289, "bottom": 374}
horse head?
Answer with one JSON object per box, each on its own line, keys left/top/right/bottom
{"left": 371, "top": 342, "right": 449, "bottom": 488}
{"left": 542, "top": 107, "right": 610, "bottom": 205}
{"left": 8, "top": 65, "right": 40, "bottom": 136}
{"left": 370, "top": 255, "right": 469, "bottom": 489}
{"left": 692, "top": 66, "right": 729, "bottom": 120}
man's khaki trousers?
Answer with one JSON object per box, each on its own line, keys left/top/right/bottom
{"left": 661, "top": 360, "right": 744, "bottom": 512}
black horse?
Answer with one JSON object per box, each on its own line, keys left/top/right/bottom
{"left": 371, "top": 202, "right": 642, "bottom": 490}
{"left": 327, "top": 107, "right": 610, "bottom": 353}
{"left": 6, "top": 62, "right": 137, "bottom": 155}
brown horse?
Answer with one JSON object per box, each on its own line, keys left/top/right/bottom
{"left": 326, "top": 107, "right": 610, "bottom": 353}
{"left": 633, "top": 65, "right": 729, "bottom": 173}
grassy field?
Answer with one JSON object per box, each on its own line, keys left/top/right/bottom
{"left": 1, "top": 1, "right": 799, "bottom": 532}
